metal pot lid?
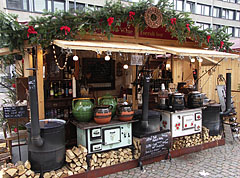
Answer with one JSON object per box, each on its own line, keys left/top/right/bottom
{"left": 173, "top": 93, "right": 184, "bottom": 96}
{"left": 190, "top": 91, "right": 201, "bottom": 94}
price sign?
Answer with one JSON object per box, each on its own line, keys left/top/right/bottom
{"left": 131, "top": 55, "right": 143, "bottom": 65}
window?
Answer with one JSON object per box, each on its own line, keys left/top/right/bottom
{"left": 186, "top": 1, "right": 194, "bottom": 13}
{"left": 196, "top": 22, "right": 210, "bottom": 30}
{"left": 222, "top": 9, "right": 226, "bottom": 18}
{"left": 227, "top": 27, "right": 234, "bottom": 36}
{"left": 169, "top": 0, "right": 184, "bottom": 11}
{"left": 34, "top": 0, "right": 46, "bottom": 12}
{"left": 213, "top": 7, "right": 220, "bottom": 18}
{"left": 47, "top": 0, "right": 65, "bottom": 12}
{"left": 88, "top": 4, "right": 94, "bottom": 11}
{"left": 213, "top": 24, "right": 221, "bottom": 31}
{"left": 228, "top": 10, "right": 234, "bottom": 20}
{"left": 7, "top": 0, "right": 28, "bottom": 11}
{"left": 222, "top": 9, "right": 235, "bottom": 20}
{"left": 236, "top": 11, "right": 240, "bottom": 21}
{"left": 69, "top": 2, "right": 85, "bottom": 12}
{"left": 176, "top": 0, "right": 183, "bottom": 11}
{"left": 196, "top": 4, "right": 210, "bottom": 16}
{"left": 235, "top": 28, "right": 240, "bottom": 37}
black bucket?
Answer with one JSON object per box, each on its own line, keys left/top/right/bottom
{"left": 26, "top": 119, "right": 66, "bottom": 173}
{"left": 202, "top": 104, "right": 222, "bottom": 136}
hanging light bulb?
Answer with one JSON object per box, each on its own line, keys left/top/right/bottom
{"left": 73, "top": 50, "right": 78, "bottom": 61}
{"left": 105, "top": 55, "right": 110, "bottom": 61}
{"left": 123, "top": 64, "right": 128, "bottom": 69}
{"left": 166, "top": 63, "right": 170, "bottom": 69}
{"left": 198, "top": 57, "right": 203, "bottom": 63}
{"left": 189, "top": 56, "right": 195, "bottom": 63}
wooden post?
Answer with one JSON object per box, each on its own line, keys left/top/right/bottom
{"left": 132, "top": 65, "right": 138, "bottom": 110}
{"left": 37, "top": 46, "right": 45, "bottom": 120}
{"left": 195, "top": 59, "right": 201, "bottom": 91}
{"left": 24, "top": 51, "right": 33, "bottom": 77}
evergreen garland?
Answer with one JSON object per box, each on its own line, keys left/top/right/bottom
{"left": 0, "top": 0, "right": 233, "bottom": 53}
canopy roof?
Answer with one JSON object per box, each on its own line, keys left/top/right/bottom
{"left": 148, "top": 45, "right": 239, "bottom": 59}
{"left": 53, "top": 40, "right": 166, "bottom": 54}
{"left": 0, "top": 48, "right": 20, "bottom": 56}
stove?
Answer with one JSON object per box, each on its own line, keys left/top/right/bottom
{"left": 73, "top": 119, "right": 135, "bottom": 154}
{"left": 159, "top": 108, "right": 202, "bottom": 137}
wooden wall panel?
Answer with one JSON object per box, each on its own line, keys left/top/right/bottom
{"left": 200, "top": 59, "right": 240, "bottom": 122}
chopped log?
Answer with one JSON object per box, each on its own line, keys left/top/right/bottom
{"left": 50, "top": 171, "right": 55, "bottom": 176}
{"left": 65, "top": 155, "right": 72, "bottom": 163}
{"left": 43, "top": 172, "right": 51, "bottom": 178}
{"left": 75, "top": 167, "right": 81, "bottom": 172}
{"left": 6, "top": 167, "right": 18, "bottom": 177}
{"left": 17, "top": 165, "right": 26, "bottom": 176}
{"left": 78, "top": 145, "right": 87, "bottom": 154}
{"left": 92, "top": 154, "right": 97, "bottom": 163}
{"left": 79, "top": 158, "right": 84, "bottom": 164}
{"left": 96, "top": 153, "right": 101, "bottom": 158}
{"left": 68, "top": 171, "right": 73, "bottom": 176}
{"left": 70, "top": 163, "right": 76, "bottom": 169}
{"left": 34, "top": 173, "right": 40, "bottom": 178}
{"left": 24, "top": 160, "right": 31, "bottom": 170}
{"left": 78, "top": 168, "right": 85, "bottom": 173}
{"left": 56, "top": 170, "right": 63, "bottom": 177}
{"left": 101, "top": 163, "right": 106, "bottom": 168}
{"left": 73, "top": 158, "right": 78, "bottom": 164}
{"left": 82, "top": 162, "right": 88, "bottom": 170}
{"left": 25, "top": 169, "right": 34, "bottom": 176}
{"left": 0, "top": 170, "right": 10, "bottom": 178}
{"left": 15, "top": 161, "right": 24, "bottom": 166}
{"left": 66, "top": 149, "right": 75, "bottom": 160}
{"left": 19, "top": 175, "right": 27, "bottom": 178}
{"left": 72, "top": 146, "right": 81, "bottom": 157}
{"left": 76, "top": 161, "right": 81, "bottom": 167}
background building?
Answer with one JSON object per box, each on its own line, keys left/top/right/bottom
{"left": 0, "top": 0, "right": 239, "bottom": 39}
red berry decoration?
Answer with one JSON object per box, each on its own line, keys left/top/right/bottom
{"left": 207, "top": 35, "right": 211, "bottom": 43}
{"left": 107, "top": 17, "right": 114, "bottom": 26}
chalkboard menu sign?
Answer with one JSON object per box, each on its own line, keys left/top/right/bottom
{"left": 141, "top": 130, "right": 171, "bottom": 157}
{"left": 82, "top": 58, "right": 115, "bottom": 90}
{"left": 3, "top": 106, "right": 28, "bottom": 119}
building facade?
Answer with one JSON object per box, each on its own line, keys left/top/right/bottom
{"left": 0, "top": 0, "right": 240, "bottom": 39}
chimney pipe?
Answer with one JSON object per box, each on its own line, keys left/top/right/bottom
{"left": 141, "top": 75, "right": 150, "bottom": 128}
{"left": 28, "top": 76, "right": 43, "bottom": 147}
{"left": 225, "top": 73, "right": 231, "bottom": 112}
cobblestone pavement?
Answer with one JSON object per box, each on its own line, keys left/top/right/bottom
{"left": 102, "top": 126, "right": 240, "bottom": 178}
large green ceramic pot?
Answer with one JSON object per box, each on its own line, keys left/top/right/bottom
{"left": 98, "top": 94, "right": 117, "bottom": 117}
{"left": 72, "top": 98, "right": 94, "bottom": 122}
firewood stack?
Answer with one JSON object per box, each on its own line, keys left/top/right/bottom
{"left": 0, "top": 160, "right": 40, "bottom": 178}
{"left": 202, "top": 126, "right": 222, "bottom": 143}
{"left": 133, "top": 137, "right": 141, "bottom": 159}
{"left": 64, "top": 144, "right": 88, "bottom": 175}
{"left": 41, "top": 144, "right": 88, "bottom": 177}
{"left": 89, "top": 148, "right": 133, "bottom": 170}
{"left": 172, "top": 127, "right": 222, "bottom": 150}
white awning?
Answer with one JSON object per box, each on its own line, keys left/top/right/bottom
{"left": 0, "top": 48, "right": 20, "bottom": 56}
{"left": 53, "top": 40, "right": 166, "bottom": 54}
{"left": 149, "top": 45, "right": 239, "bottom": 59}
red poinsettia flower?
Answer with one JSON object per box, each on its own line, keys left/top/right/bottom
{"left": 207, "top": 35, "right": 211, "bottom": 43}
{"left": 27, "top": 26, "right": 37, "bottom": 38}
{"left": 12, "top": 83, "right": 16, "bottom": 88}
{"left": 170, "top": 18, "right": 177, "bottom": 25}
{"left": 14, "top": 127, "right": 18, "bottom": 133}
{"left": 129, "top": 11, "right": 135, "bottom": 21}
{"left": 60, "top": 26, "right": 71, "bottom": 35}
{"left": 186, "top": 24, "right": 190, "bottom": 32}
{"left": 220, "top": 41, "right": 224, "bottom": 49}
{"left": 107, "top": 17, "right": 114, "bottom": 26}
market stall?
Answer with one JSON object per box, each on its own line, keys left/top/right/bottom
{"left": 0, "top": 1, "right": 240, "bottom": 177}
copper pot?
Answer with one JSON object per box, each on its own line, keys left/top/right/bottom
{"left": 117, "top": 104, "right": 134, "bottom": 121}
{"left": 94, "top": 105, "right": 112, "bottom": 124}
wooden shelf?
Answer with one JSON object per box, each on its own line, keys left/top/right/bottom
{"left": 45, "top": 97, "right": 75, "bottom": 102}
